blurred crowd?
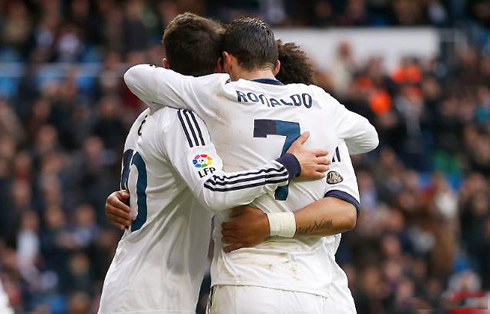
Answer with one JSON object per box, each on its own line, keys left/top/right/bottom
{"left": 0, "top": 0, "right": 489, "bottom": 64}
{"left": 321, "top": 42, "right": 490, "bottom": 313}
{"left": 0, "top": 0, "right": 490, "bottom": 313}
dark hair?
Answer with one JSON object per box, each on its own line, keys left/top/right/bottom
{"left": 222, "top": 17, "right": 278, "bottom": 71}
{"left": 276, "top": 40, "right": 315, "bottom": 85}
{"left": 163, "top": 13, "right": 224, "bottom": 76}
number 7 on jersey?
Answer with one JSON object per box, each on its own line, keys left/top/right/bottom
{"left": 253, "top": 119, "right": 300, "bottom": 201}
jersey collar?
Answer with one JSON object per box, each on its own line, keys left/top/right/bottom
{"left": 251, "top": 78, "right": 284, "bottom": 86}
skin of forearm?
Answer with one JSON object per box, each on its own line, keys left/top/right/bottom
{"left": 294, "top": 197, "right": 357, "bottom": 237}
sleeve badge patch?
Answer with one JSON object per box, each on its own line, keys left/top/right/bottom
{"left": 326, "top": 171, "right": 343, "bottom": 184}
{"left": 193, "top": 154, "right": 213, "bottom": 168}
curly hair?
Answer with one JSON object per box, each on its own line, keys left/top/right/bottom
{"left": 276, "top": 40, "right": 315, "bottom": 85}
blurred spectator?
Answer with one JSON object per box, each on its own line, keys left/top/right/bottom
{"left": 392, "top": 0, "right": 424, "bottom": 25}
{"left": 330, "top": 42, "right": 357, "bottom": 98}
{"left": 338, "top": 0, "right": 368, "bottom": 26}
{"left": 93, "top": 96, "right": 126, "bottom": 150}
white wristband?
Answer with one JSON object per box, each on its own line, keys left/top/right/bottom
{"left": 266, "top": 212, "right": 296, "bottom": 238}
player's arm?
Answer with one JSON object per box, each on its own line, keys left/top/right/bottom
{"left": 340, "top": 110, "right": 379, "bottom": 155}
{"left": 221, "top": 143, "right": 359, "bottom": 252}
{"left": 221, "top": 198, "right": 356, "bottom": 252}
{"left": 164, "top": 109, "right": 330, "bottom": 212}
{"left": 290, "top": 197, "right": 357, "bottom": 236}
{"left": 123, "top": 64, "right": 206, "bottom": 115}
{"left": 320, "top": 91, "right": 379, "bottom": 154}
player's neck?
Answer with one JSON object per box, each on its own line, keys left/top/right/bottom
{"left": 235, "top": 68, "right": 276, "bottom": 81}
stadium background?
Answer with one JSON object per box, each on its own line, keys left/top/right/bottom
{"left": 0, "top": 0, "right": 489, "bottom": 313}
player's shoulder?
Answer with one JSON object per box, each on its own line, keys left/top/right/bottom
{"left": 124, "top": 108, "right": 152, "bottom": 150}
{"left": 193, "top": 73, "right": 230, "bottom": 85}
{"left": 127, "top": 108, "right": 151, "bottom": 134}
{"left": 305, "top": 84, "right": 332, "bottom": 98}
{"left": 151, "top": 107, "right": 204, "bottom": 131}
{"left": 186, "top": 73, "right": 231, "bottom": 97}
{"left": 304, "top": 84, "right": 343, "bottom": 108}
{"left": 150, "top": 107, "right": 179, "bottom": 125}
{"left": 280, "top": 81, "right": 330, "bottom": 97}
{"left": 135, "top": 108, "right": 151, "bottom": 122}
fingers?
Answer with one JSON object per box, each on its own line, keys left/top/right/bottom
{"left": 316, "top": 157, "right": 330, "bottom": 165}
{"left": 223, "top": 243, "right": 245, "bottom": 253}
{"left": 221, "top": 221, "right": 234, "bottom": 230}
{"left": 117, "top": 190, "right": 130, "bottom": 200}
{"left": 312, "top": 149, "right": 328, "bottom": 157}
{"left": 106, "top": 204, "right": 132, "bottom": 230}
{"left": 230, "top": 206, "right": 244, "bottom": 218}
{"left": 107, "top": 204, "right": 131, "bottom": 220}
{"left": 105, "top": 190, "right": 132, "bottom": 230}
{"left": 222, "top": 236, "right": 235, "bottom": 244}
{"left": 108, "top": 195, "right": 131, "bottom": 213}
{"left": 108, "top": 197, "right": 130, "bottom": 212}
{"left": 111, "top": 222, "right": 126, "bottom": 231}
{"left": 221, "top": 228, "right": 236, "bottom": 237}
{"left": 309, "top": 171, "right": 326, "bottom": 179}
{"left": 300, "top": 166, "right": 327, "bottom": 179}
{"left": 107, "top": 210, "right": 131, "bottom": 226}
{"left": 107, "top": 214, "right": 131, "bottom": 230}
{"left": 316, "top": 165, "right": 330, "bottom": 173}
{"left": 294, "top": 131, "right": 310, "bottom": 146}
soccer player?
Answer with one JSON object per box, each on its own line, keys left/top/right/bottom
{"left": 123, "top": 17, "right": 378, "bottom": 313}
{"left": 97, "top": 14, "right": 330, "bottom": 314}
{"left": 219, "top": 40, "right": 360, "bottom": 313}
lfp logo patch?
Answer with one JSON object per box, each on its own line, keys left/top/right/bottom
{"left": 193, "top": 154, "right": 212, "bottom": 168}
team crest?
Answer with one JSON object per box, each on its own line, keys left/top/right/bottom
{"left": 326, "top": 171, "right": 343, "bottom": 184}
{"left": 193, "top": 154, "right": 213, "bottom": 168}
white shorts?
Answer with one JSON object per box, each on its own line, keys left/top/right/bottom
{"left": 208, "top": 282, "right": 355, "bottom": 314}
{"left": 207, "top": 285, "right": 327, "bottom": 314}
{"left": 325, "top": 264, "right": 357, "bottom": 314}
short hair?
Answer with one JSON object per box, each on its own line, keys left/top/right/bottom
{"left": 276, "top": 40, "right": 315, "bottom": 85}
{"left": 163, "top": 13, "right": 224, "bottom": 76}
{"left": 222, "top": 17, "right": 278, "bottom": 71}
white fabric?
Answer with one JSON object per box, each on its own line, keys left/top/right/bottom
{"left": 208, "top": 285, "right": 328, "bottom": 314}
{"left": 267, "top": 212, "right": 296, "bottom": 237}
{"left": 0, "top": 281, "right": 13, "bottom": 314}
{"left": 124, "top": 65, "right": 377, "bottom": 298}
{"left": 323, "top": 234, "right": 357, "bottom": 314}
{"left": 125, "top": 65, "right": 378, "bottom": 155}
{"left": 99, "top": 107, "right": 295, "bottom": 314}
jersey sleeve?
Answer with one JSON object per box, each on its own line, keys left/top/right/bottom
{"left": 324, "top": 92, "right": 379, "bottom": 155}
{"left": 124, "top": 64, "right": 211, "bottom": 117}
{"left": 162, "top": 109, "right": 301, "bottom": 212}
{"left": 324, "top": 143, "right": 361, "bottom": 216}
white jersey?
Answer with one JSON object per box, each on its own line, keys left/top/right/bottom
{"left": 99, "top": 106, "right": 299, "bottom": 314}
{"left": 124, "top": 65, "right": 378, "bottom": 298}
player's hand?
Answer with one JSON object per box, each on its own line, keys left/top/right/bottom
{"left": 221, "top": 206, "right": 269, "bottom": 253}
{"left": 287, "top": 131, "right": 330, "bottom": 179}
{"left": 105, "top": 190, "right": 132, "bottom": 230}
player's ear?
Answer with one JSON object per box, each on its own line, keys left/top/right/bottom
{"left": 222, "top": 52, "right": 231, "bottom": 66}
{"left": 162, "top": 58, "right": 170, "bottom": 69}
{"left": 273, "top": 60, "right": 281, "bottom": 76}
{"left": 215, "top": 57, "right": 224, "bottom": 73}
{"left": 222, "top": 52, "right": 232, "bottom": 72}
